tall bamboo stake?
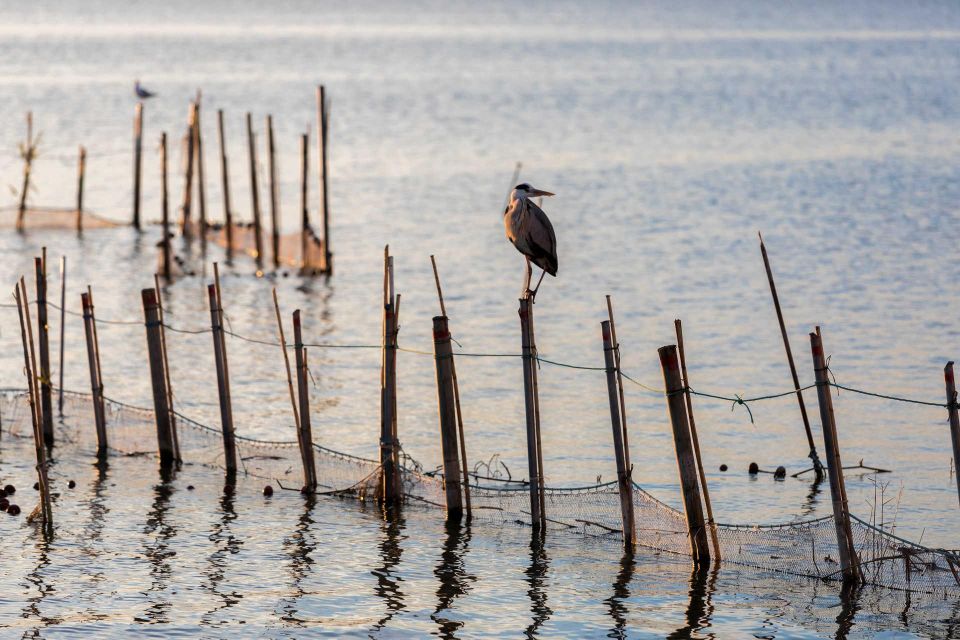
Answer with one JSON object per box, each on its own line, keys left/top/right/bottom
{"left": 88, "top": 286, "right": 105, "bottom": 436}
{"left": 605, "top": 297, "right": 632, "bottom": 520}
{"left": 380, "top": 247, "right": 401, "bottom": 504}
{"left": 142, "top": 288, "right": 175, "bottom": 465}
{"left": 76, "top": 146, "right": 86, "bottom": 233}
{"left": 246, "top": 112, "right": 264, "bottom": 268}
{"left": 16, "top": 112, "right": 34, "bottom": 232}
{"left": 519, "top": 297, "right": 545, "bottom": 529}
{"left": 217, "top": 109, "right": 234, "bottom": 261}
{"left": 57, "top": 256, "right": 66, "bottom": 416}
{"left": 194, "top": 96, "right": 207, "bottom": 242}
{"left": 180, "top": 102, "right": 197, "bottom": 236}
{"left": 154, "top": 274, "right": 181, "bottom": 463}
{"left": 208, "top": 273, "right": 236, "bottom": 476}
{"left": 433, "top": 315, "right": 464, "bottom": 518}
{"left": 945, "top": 362, "right": 960, "bottom": 509}
{"left": 160, "top": 132, "right": 172, "bottom": 281}
{"left": 674, "top": 319, "right": 720, "bottom": 561}
{"left": 35, "top": 252, "right": 54, "bottom": 446}
{"left": 272, "top": 288, "right": 301, "bottom": 439}
{"left": 293, "top": 310, "right": 317, "bottom": 490}
{"left": 81, "top": 290, "right": 107, "bottom": 459}
{"left": 601, "top": 320, "right": 634, "bottom": 547}
{"left": 300, "top": 132, "right": 309, "bottom": 273}
{"left": 133, "top": 102, "right": 143, "bottom": 230}
{"left": 759, "top": 233, "right": 824, "bottom": 481}
{"left": 267, "top": 114, "right": 280, "bottom": 269}
{"left": 316, "top": 85, "right": 331, "bottom": 273}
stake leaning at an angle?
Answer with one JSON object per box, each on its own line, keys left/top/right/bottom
{"left": 759, "top": 232, "right": 824, "bottom": 481}
{"left": 272, "top": 288, "right": 301, "bottom": 437}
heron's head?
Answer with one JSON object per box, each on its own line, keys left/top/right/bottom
{"left": 511, "top": 183, "right": 555, "bottom": 202}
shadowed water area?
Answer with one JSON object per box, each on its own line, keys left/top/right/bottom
{"left": 1, "top": 0, "right": 960, "bottom": 636}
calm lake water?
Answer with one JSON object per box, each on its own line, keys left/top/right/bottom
{"left": 1, "top": 1, "right": 960, "bottom": 637}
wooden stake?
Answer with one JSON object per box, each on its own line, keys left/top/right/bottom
{"left": 88, "top": 286, "right": 105, "bottom": 438}
{"left": 133, "top": 102, "right": 143, "bottom": 230}
{"left": 208, "top": 278, "right": 236, "bottom": 476}
{"left": 433, "top": 315, "right": 464, "bottom": 518}
{"left": 180, "top": 102, "right": 197, "bottom": 236}
{"left": 159, "top": 132, "right": 172, "bottom": 281}
{"left": 519, "top": 297, "right": 545, "bottom": 529}
{"left": 759, "top": 233, "right": 824, "bottom": 481}
{"left": 659, "top": 345, "right": 710, "bottom": 565}
{"left": 317, "top": 85, "right": 331, "bottom": 273}
{"left": 272, "top": 288, "right": 300, "bottom": 440}
{"left": 674, "top": 319, "right": 721, "bottom": 561}
{"left": 267, "top": 114, "right": 280, "bottom": 269}
{"left": 57, "top": 256, "right": 66, "bottom": 416}
{"left": 945, "top": 362, "right": 960, "bottom": 509}
{"left": 246, "top": 112, "right": 264, "bottom": 268}
{"left": 82, "top": 290, "right": 107, "bottom": 459}
{"left": 194, "top": 97, "right": 207, "bottom": 241}
{"left": 16, "top": 112, "right": 34, "bottom": 232}
{"left": 380, "top": 247, "right": 401, "bottom": 504}
{"left": 601, "top": 320, "right": 634, "bottom": 547}
{"left": 293, "top": 310, "right": 317, "bottom": 490}
{"left": 154, "top": 274, "right": 180, "bottom": 463}
{"left": 76, "top": 146, "right": 86, "bottom": 233}
{"left": 217, "top": 109, "right": 234, "bottom": 261}
{"left": 35, "top": 252, "right": 54, "bottom": 447}
{"left": 300, "top": 132, "right": 309, "bottom": 273}
{"left": 810, "top": 330, "right": 862, "bottom": 584}
{"left": 142, "top": 288, "right": 175, "bottom": 465}
{"left": 605, "top": 296, "right": 633, "bottom": 533}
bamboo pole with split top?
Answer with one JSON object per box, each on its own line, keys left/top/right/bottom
{"left": 81, "top": 290, "right": 107, "bottom": 459}
{"left": 945, "top": 362, "right": 960, "bottom": 508}
{"left": 601, "top": 320, "right": 634, "bottom": 547}
{"left": 759, "top": 233, "right": 824, "bottom": 481}
{"left": 267, "top": 115, "right": 280, "bottom": 269}
{"left": 76, "top": 146, "right": 86, "bottom": 233}
{"left": 317, "top": 85, "right": 331, "bottom": 273}
{"left": 809, "top": 330, "right": 862, "bottom": 584}
{"left": 16, "top": 112, "right": 34, "bottom": 232}
{"left": 300, "top": 132, "right": 309, "bottom": 273}
{"left": 246, "top": 112, "right": 264, "bottom": 269}
{"left": 518, "top": 296, "right": 545, "bottom": 529}
{"left": 272, "top": 288, "right": 301, "bottom": 450}
{"left": 293, "top": 310, "right": 317, "bottom": 490}
{"left": 35, "top": 252, "right": 54, "bottom": 447}
{"left": 605, "top": 297, "right": 633, "bottom": 533}
{"left": 379, "top": 247, "right": 401, "bottom": 504}
{"left": 217, "top": 110, "right": 234, "bottom": 261}
{"left": 57, "top": 256, "right": 66, "bottom": 416}
{"left": 180, "top": 102, "right": 196, "bottom": 236}
{"left": 659, "top": 344, "right": 710, "bottom": 565}
{"left": 432, "top": 315, "right": 464, "bottom": 518}
{"left": 208, "top": 270, "right": 236, "bottom": 476}
{"left": 88, "top": 286, "right": 105, "bottom": 435}
{"left": 160, "top": 132, "right": 172, "bottom": 281}
{"left": 674, "top": 319, "right": 720, "bottom": 561}
{"left": 154, "top": 275, "right": 181, "bottom": 463}
{"left": 142, "top": 288, "right": 175, "bottom": 465}
{"left": 15, "top": 279, "right": 52, "bottom": 529}
{"left": 133, "top": 102, "right": 143, "bottom": 230}
{"left": 430, "top": 255, "right": 471, "bottom": 515}
{"left": 194, "top": 96, "right": 207, "bottom": 241}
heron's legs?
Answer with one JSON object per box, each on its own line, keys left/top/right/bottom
{"left": 530, "top": 269, "right": 547, "bottom": 299}
{"left": 522, "top": 256, "right": 533, "bottom": 298}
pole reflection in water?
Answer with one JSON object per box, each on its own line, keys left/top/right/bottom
{"left": 604, "top": 550, "right": 636, "bottom": 638}
{"left": 667, "top": 563, "right": 717, "bottom": 639}
{"left": 22, "top": 532, "right": 55, "bottom": 636}
{"left": 370, "top": 506, "right": 406, "bottom": 635}
{"left": 834, "top": 581, "right": 862, "bottom": 640}
{"left": 280, "top": 492, "right": 317, "bottom": 626}
{"left": 801, "top": 478, "right": 824, "bottom": 518}
{"left": 201, "top": 482, "right": 242, "bottom": 625}
{"left": 524, "top": 530, "right": 552, "bottom": 638}
{"left": 137, "top": 465, "right": 177, "bottom": 624}
{"left": 431, "top": 518, "right": 476, "bottom": 638}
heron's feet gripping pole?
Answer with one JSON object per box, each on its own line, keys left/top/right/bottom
{"left": 521, "top": 256, "right": 547, "bottom": 302}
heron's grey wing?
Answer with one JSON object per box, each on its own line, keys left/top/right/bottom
{"left": 524, "top": 201, "right": 559, "bottom": 276}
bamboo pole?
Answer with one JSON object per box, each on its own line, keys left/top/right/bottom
{"left": 380, "top": 247, "right": 401, "bottom": 504}
{"left": 81, "top": 290, "right": 107, "bottom": 459}
{"left": 810, "top": 330, "right": 862, "bottom": 584}
{"left": 605, "top": 297, "right": 633, "bottom": 533}
{"left": 317, "top": 85, "right": 331, "bottom": 273}
{"left": 292, "top": 310, "right": 317, "bottom": 490}
{"left": 57, "top": 256, "right": 66, "bottom": 416}
{"left": 89, "top": 286, "right": 105, "bottom": 435}
{"left": 519, "top": 297, "right": 544, "bottom": 529}
{"left": 154, "top": 274, "right": 180, "bottom": 463}
{"left": 267, "top": 115, "right": 280, "bottom": 269}
{"left": 659, "top": 344, "right": 710, "bottom": 565}
{"left": 208, "top": 278, "right": 236, "bottom": 476}
{"left": 528, "top": 299, "right": 546, "bottom": 523}
{"left": 133, "top": 102, "right": 143, "bottom": 230}
{"left": 601, "top": 320, "right": 634, "bottom": 547}
{"left": 217, "top": 110, "right": 234, "bottom": 262}
{"left": 141, "top": 288, "right": 175, "bottom": 465}
{"left": 160, "top": 132, "right": 172, "bottom": 281}
{"left": 180, "top": 102, "right": 197, "bottom": 236}
{"left": 759, "top": 233, "right": 824, "bottom": 481}
{"left": 35, "top": 253, "right": 54, "bottom": 446}
{"left": 430, "top": 256, "right": 471, "bottom": 515}
{"left": 16, "top": 112, "right": 34, "bottom": 232}
{"left": 272, "top": 288, "right": 301, "bottom": 442}
{"left": 674, "top": 319, "right": 720, "bottom": 561}
{"left": 76, "top": 146, "right": 86, "bottom": 233}
{"left": 433, "top": 315, "right": 464, "bottom": 518}
{"left": 246, "top": 112, "right": 264, "bottom": 268}
{"left": 195, "top": 97, "right": 207, "bottom": 242}
{"left": 300, "top": 132, "right": 309, "bottom": 273}
{"left": 945, "top": 362, "right": 960, "bottom": 508}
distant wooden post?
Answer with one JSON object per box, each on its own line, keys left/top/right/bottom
{"left": 810, "top": 331, "right": 862, "bottom": 583}
{"left": 208, "top": 278, "right": 236, "bottom": 476}
{"left": 133, "top": 102, "right": 143, "bottom": 230}
{"left": 602, "top": 320, "right": 634, "bottom": 546}
{"left": 317, "top": 85, "right": 332, "bottom": 273}
{"left": 380, "top": 248, "right": 401, "bottom": 503}
{"left": 519, "top": 297, "right": 545, "bottom": 529}
{"left": 433, "top": 315, "right": 464, "bottom": 518}
{"left": 57, "top": 256, "right": 66, "bottom": 416}
{"left": 180, "top": 102, "right": 197, "bottom": 236}
{"left": 267, "top": 115, "right": 280, "bottom": 269}
{"left": 159, "top": 132, "right": 172, "bottom": 281}
{"left": 16, "top": 112, "right": 34, "bottom": 232}
{"left": 945, "top": 362, "right": 960, "bottom": 508}
{"left": 76, "top": 146, "right": 86, "bottom": 233}
{"left": 142, "top": 288, "right": 175, "bottom": 465}
{"left": 658, "top": 345, "right": 710, "bottom": 565}
{"left": 299, "top": 132, "right": 309, "bottom": 273}
{"left": 195, "top": 98, "right": 207, "bottom": 241}
{"left": 82, "top": 291, "right": 107, "bottom": 459}
{"left": 217, "top": 109, "right": 234, "bottom": 261}
{"left": 293, "top": 310, "right": 318, "bottom": 490}
{"left": 246, "top": 112, "right": 264, "bottom": 268}
{"left": 35, "top": 252, "right": 54, "bottom": 447}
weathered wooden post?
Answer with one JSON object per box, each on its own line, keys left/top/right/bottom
{"left": 217, "top": 109, "right": 234, "bottom": 261}
{"left": 35, "top": 252, "right": 54, "bottom": 446}
{"left": 293, "top": 310, "right": 318, "bottom": 490}
{"left": 208, "top": 276, "right": 236, "bottom": 476}
{"left": 316, "top": 85, "right": 332, "bottom": 273}
{"left": 57, "top": 256, "right": 66, "bottom": 416}
{"left": 159, "top": 132, "right": 172, "bottom": 281}
{"left": 380, "top": 248, "right": 401, "bottom": 504}
{"left": 810, "top": 330, "right": 862, "bottom": 583}
{"left": 180, "top": 102, "right": 197, "bottom": 236}
{"left": 519, "top": 297, "right": 545, "bottom": 529}
{"left": 246, "top": 112, "right": 264, "bottom": 268}
{"left": 16, "top": 112, "right": 34, "bottom": 232}
{"left": 194, "top": 97, "right": 207, "bottom": 240}
{"left": 82, "top": 290, "right": 107, "bottom": 459}
{"left": 433, "top": 315, "right": 464, "bottom": 518}
{"left": 601, "top": 320, "right": 634, "bottom": 546}
{"left": 945, "top": 362, "right": 960, "bottom": 508}
{"left": 133, "top": 102, "right": 143, "bottom": 230}
{"left": 76, "top": 146, "right": 86, "bottom": 233}
{"left": 142, "top": 288, "right": 175, "bottom": 465}
{"left": 154, "top": 276, "right": 180, "bottom": 463}
{"left": 88, "top": 286, "right": 105, "bottom": 433}
{"left": 658, "top": 344, "right": 710, "bottom": 565}
{"left": 267, "top": 114, "right": 281, "bottom": 269}
{"left": 299, "top": 132, "right": 309, "bottom": 273}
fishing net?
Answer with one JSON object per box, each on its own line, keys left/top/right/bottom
{"left": 1, "top": 388, "right": 958, "bottom": 598}
{"left": 199, "top": 221, "right": 327, "bottom": 273}
{"left": 0, "top": 206, "right": 124, "bottom": 230}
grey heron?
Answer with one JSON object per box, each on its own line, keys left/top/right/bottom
{"left": 503, "top": 183, "right": 558, "bottom": 298}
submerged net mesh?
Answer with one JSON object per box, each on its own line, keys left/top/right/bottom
{"left": 200, "top": 221, "right": 327, "bottom": 273}
{"left": 0, "top": 206, "right": 125, "bottom": 230}
{"left": 2, "top": 388, "right": 958, "bottom": 597}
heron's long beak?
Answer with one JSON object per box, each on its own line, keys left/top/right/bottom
{"left": 528, "top": 188, "right": 554, "bottom": 197}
